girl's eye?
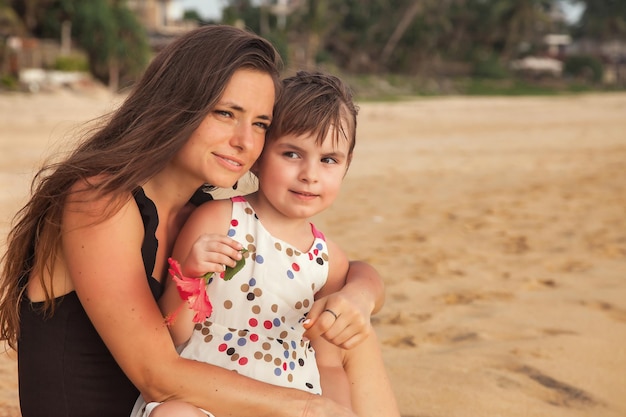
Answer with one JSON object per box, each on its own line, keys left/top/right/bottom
{"left": 283, "top": 151, "right": 299, "bottom": 159}
{"left": 321, "top": 157, "right": 338, "bottom": 164}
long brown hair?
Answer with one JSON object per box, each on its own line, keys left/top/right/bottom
{"left": 0, "top": 25, "right": 282, "bottom": 350}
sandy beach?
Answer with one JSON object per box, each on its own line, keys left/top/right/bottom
{"left": 1, "top": 89, "right": 625, "bottom": 417}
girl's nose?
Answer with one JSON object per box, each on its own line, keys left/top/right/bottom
{"left": 299, "top": 161, "right": 318, "bottom": 183}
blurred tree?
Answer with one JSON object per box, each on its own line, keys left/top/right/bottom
{"left": 68, "top": 0, "right": 148, "bottom": 90}
{"left": 572, "top": 0, "right": 626, "bottom": 41}
{"left": 0, "top": 0, "right": 25, "bottom": 80}
{"left": 9, "top": 0, "right": 148, "bottom": 89}
{"left": 222, "top": 0, "right": 263, "bottom": 33}
{"left": 570, "top": 0, "right": 626, "bottom": 85}
{"left": 293, "top": 0, "right": 557, "bottom": 74}
{"left": 182, "top": 9, "right": 203, "bottom": 22}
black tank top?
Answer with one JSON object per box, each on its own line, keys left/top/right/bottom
{"left": 18, "top": 188, "right": 163, "bottom": 417}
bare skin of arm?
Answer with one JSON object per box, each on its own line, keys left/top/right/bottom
{"left": 304, "top": 258, "right": 385, "bottom": 349}
{"left": 158, "top": 200, "right": 242, "bottom": 346}
{"left": 163, "top": 200, "right": 385, "bottom": 351}
{"left": 59, "top": 191, "right": 357, "bottom": 417}
{"left": 309, "top": 239, "right": 400, "bottom": 416}
{"left": 309, "top": 238, "right": 353, "bottom": 408}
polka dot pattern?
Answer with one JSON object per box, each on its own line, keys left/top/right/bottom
{"left": 178, "top": 197, "right": 329, "bottom": 394}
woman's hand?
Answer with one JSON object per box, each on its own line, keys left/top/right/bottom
{"left": 303, "top": 261, "right": 384, "bottom": 349}
{"left": 303, "top": 288, "right": 372, "bottom": 349}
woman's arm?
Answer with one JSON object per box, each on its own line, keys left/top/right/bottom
{"left": 312, "top": 336, "right": 352, "bottom": 410}
{"left": 346, "top": 260, "right": 386, "bottom": 314}
{"left": 61, "top": 192, "right": 356, "bottom": 417}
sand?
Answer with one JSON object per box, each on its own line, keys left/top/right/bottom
{"left": 1, "top": 88, "right": 625, "bottom": 417}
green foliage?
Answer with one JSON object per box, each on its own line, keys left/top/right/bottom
{"left": 461, "top": 78, "right": 561, "bottom": 95}
{"left": 71, "top": 0, "right": 148, "bottom": 85}
{"left": 53, "top": 54, "right": 88, "bottom": 71}
{"left": 182, "top": 9, "right": 203, "bottom": 22}
{"left": 263, "top": 31, "right": 289, "bottom": 68}
{"left": 222, "top": 0, "right": 262, "bottom": 33}
{"left": 0, "top": 73, "right": 18, "bottom": 89}
{"left": 574, "top": 0, "right": 626, "bottom": 41}
{"left": 27, "top": 0, "right": 149, "bottom": 87}
{"left": 108, "top": 4, "right": 150, "bottom": 79}
{"left": 8, "top": 0, "right": 626, "bottom": 95}
{"left": 563, "top": 55, "right": 604, "bottom": 82}
{"left": 472, "top": 54, "right": 511, "bottom": 79}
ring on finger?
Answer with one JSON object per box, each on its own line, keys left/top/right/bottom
{"left": 323, "top": 309, "right": 339, "bottom": 320}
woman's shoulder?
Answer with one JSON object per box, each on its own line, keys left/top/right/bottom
{"left": 64, "top": 178, "right": 141, "bottom": 230}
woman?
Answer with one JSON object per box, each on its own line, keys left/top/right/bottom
{"left": 0, "top": 25, "right": 384, "bottom": 417}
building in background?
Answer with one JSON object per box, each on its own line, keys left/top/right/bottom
{"left": 127, "top": 0, "right": 197, "bottom": 50}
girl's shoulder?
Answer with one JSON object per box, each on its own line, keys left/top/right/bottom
{"left": 191, "top": 196, "right": 233, "bottom": 214}
{"left": 184, "top": 197, "right": 234, "bottom": 230}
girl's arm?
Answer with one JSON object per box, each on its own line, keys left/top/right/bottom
{"left": 159, "top": 200, "right": 243, "bottom": 346}
{"left": 304, "top": 241, "right": 385, "bottom": 349}
{"left": 62, "top": 192, "right": 356, "bottom": 417}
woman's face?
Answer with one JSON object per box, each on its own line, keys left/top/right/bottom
{"left": 172, "top": 68, "right": 276, "bottom": 189}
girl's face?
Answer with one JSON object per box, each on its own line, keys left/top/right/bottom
{"left": 254, "top": 126, "right": 352, "bottom": 220}
{"left": 171, "top": 69, "right": 275, "bottom": 190}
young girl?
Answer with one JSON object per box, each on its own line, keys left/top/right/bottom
{"left": 135, "top": 71, "right": 400, "bottom": 417}
{"left": 0, "top": 26, "right": 383, "bottom": 417}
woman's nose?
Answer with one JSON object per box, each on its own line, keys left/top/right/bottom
{"left": 232, "top": 123, "right": 259, "bottom": 151}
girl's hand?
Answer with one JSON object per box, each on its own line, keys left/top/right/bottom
{"left": 181, "top": 234, "right": 243, "bottom": 277}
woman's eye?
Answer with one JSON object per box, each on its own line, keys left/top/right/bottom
{"left": 254, "top": 121, "right": 270, "bottom": 131}
{"left": 214, "top": 110, "right": 232, "bottom": 118}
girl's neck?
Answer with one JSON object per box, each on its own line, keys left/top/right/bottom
{"left": 244, "top": 192, "right": 314, "bottom": 252}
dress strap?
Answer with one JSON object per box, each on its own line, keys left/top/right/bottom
{"left": 310, "top": 223, "right": 326, "bottom": 241}
{"left": 132, "top": 187, "right": 159, "bottom": 283}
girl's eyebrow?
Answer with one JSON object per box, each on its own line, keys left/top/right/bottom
{"left": 278, "top": 141, "right": 347, "bottom": 159}
{"left": 322, "top": 150, "right": 347, "bottom": 159}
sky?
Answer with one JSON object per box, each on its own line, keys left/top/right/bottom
{"left": 173, "top": 0, "right": 225, "bottom": 20}
{"left": 172, "top": 0, "right": 585, "bottom": 24}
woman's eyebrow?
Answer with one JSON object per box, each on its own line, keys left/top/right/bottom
{"left": 221, "top": 101, "right": 272, "bottom": 121}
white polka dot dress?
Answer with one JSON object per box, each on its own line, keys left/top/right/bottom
{"left": 178, "top": 196, "right": 329, "bottom": 394}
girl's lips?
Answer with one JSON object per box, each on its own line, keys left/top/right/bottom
{"left": 291, "top": 190, "right": 319, "bottom": 199}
